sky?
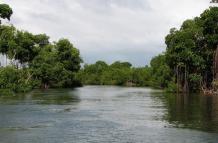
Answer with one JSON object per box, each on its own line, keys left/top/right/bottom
{"left": 1, "top": 0, "right": 215, "bottom": 66}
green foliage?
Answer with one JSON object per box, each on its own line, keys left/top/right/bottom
{"left": 0, "top": 36, "right": 82, "bottom": 93}
{"left": 189, "top": 74, "right": 202, "bottom": 92}
{"left": 30, "top": 42, "right": 82, "bottom": 88}
{"left": 165, "top": 81, "right": 177, "bottom": 93}
{"left": 150, "top": 54, "right": 172, "bottom": 88}
{"left": 2, "top": 3, "right": 218, "bottom": 95}
{"left": 0, "top": 25, "right": 16, "bottom": 55}
{"left": 165, "top": 7, "right": 218, "bottom": 92}
{"left": 30, "top": 45, "right": 58, "bottom": 88}
{"left": 0, "top": 66, "right": 33, "bottom": 93}
{"left": 132, "top": 67, "right": 152, "bottom": 86}
{"left": 78, "top": 7, "right": 218, "bottom": 93}
{"left": 77, "top": 58, "right": 171, "bottom": 88}
{"left": 77, "top": 61, "right": 133, "bottom": 86}
{"left": 0, "top": 4, "right": 82, "bottom": 94}
{"left": 0, "top": 25, "right": 50, "bottom": 64}
{"left": 0, "top": 4, "right": 13, "bottom": 22}
{"left": 55, "top": 39, "right": 82, "bottom": 72}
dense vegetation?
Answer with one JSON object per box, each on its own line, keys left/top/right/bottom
{"left": 0, "top": 3, "right": 82, "bottom": 94}
{"left": 78, "top": 7, "right": 218, "bottom": 93}
{"left": 77, "top": 56, "right": 173, "bottom": 91}
{"left": 1, "top": 2, "right": 218, "bottom": 94}
{"left": 164, "top": 7, "right": 218, "bottom": 93}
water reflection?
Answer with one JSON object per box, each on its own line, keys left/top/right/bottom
{"left": 0, "top": 89, "right": 80, "bottom": 105}
{"left": 162, "top": 93, "right": 218, "bottom": 132}
{"left": 1, "top": 86, "right": 218, "bottom": 143}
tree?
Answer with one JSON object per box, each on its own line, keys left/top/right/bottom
{"left": 30, "top": 41, "right": 82, "bottom": 89}
{"left": 30, "top": 45, "right": 58, "bottom": 88}
{"left": 150, "top": 54, "right": 172, "bottom": 88}
{"left": 55, "top": 39, "right": 82, "bottom": 72}
{"left": 0, "top": 3, "right": 83, "bottom": 93}
{"left": 34, "top": 34, "right": 50, "bottom": 47}
{"left": 0, "top": 25, "right": 16, "bottom": 54}
{"left": 164, "top": 7, "right": 218, "bottom": 93}
{"left": 0, "top": 4, "right": 13, "bottom": 24}
{"left": 111, "top": 61, "right": 132, "bottom": 69}
{"left": 0, "top": 66, "right": 33, "bottom": 93}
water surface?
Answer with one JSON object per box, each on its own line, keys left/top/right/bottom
{"left": 0, "top": 86, "right": 218, "bottom": 143}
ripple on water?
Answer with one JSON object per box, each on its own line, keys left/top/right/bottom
{"left": 0, "top": 86, "right": 218, "bottom": 143}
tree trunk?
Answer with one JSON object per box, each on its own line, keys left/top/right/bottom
{"left": 214, "top": 45, "right": 218, "bottom": 80}
{"left": 183, "top": 65, "right": 189, "bottom": 93}
{"left": 5, "top": 54, "right": 7, "bottom": 66}
{"left": 44, "top": 83, "right": 49, "bottom": 89}
{"left": 177, "top": 65, "right": 179, "bottom": 93}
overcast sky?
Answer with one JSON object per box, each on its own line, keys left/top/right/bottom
{"left": 1, "top": 0, "right": 214, "bottom": 66}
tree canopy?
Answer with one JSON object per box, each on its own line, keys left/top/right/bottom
{"left": 164, "top": 7, "right": 218, "bottom": 93}
{"left": 0, "top": 4, "right": 12, "bottom": 24}
{"left": 0, "top": 3, "right": 82, "bottom": 94}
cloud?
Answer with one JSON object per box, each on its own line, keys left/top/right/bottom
{"left": 1, "top": 0, "right": 212, "bottom": 66}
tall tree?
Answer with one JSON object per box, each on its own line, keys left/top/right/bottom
{"left": 55, "top": 39, "right": 82, "bottom": 72}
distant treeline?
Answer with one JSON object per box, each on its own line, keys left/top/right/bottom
{"left": 76, "top": 57, "right": 174, "bottom": 91}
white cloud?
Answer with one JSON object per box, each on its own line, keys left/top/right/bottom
{"left": 1, "top": 0, "right": 212, "bottom": 66}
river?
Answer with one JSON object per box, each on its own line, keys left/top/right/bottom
{"left": 0, "top": 86, "right": 218, "bottom": 143}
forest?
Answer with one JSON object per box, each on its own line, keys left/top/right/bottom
{"left": 0, "top": 3, "right": 218, "bottom": 94}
